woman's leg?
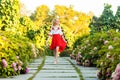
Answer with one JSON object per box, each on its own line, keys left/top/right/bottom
{"left": 54, "top": 46, "right": 59, "bottom": 64}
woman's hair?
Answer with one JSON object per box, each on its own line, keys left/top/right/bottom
{"left": 52, "top": 18, "right": 59, "bottom": 24}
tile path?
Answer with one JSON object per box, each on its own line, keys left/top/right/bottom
{"left": 0, "top": 56, "right": 98, "bottom": 80}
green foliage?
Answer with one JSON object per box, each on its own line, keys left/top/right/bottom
{"left": 0, "top": 0, "right": 20, "bottom": 31}
{"left": 114, "top": 6, "right": 120, "bottom": 29}
{"left": 99, "top": 4, "right": 114, "bottom": 28}
{"left": 0, "top": 31, "right": 33, "bottom": 77}
{"left": 73, "top": 29, "right": 120, "bottom": 79}
{"left": 89, "top": 4, "right": 115, "bottom": 33}
{"left": 0, "top": 0, "right": 42, "bottom": 77}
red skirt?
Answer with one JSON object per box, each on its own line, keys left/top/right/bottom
{"left": 50, "top": 34, "right": 66, "bottom": 52}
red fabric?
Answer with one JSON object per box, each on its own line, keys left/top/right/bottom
{"left": 50, "top": 34, "right": 66, "bottom": 52}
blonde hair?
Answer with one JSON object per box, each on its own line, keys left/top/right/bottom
{"left": 52, "top": 18, "right": 59, "bottom": 24}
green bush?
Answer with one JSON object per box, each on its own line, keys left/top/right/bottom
{"left": 0, "top": 31, "right": 40, "bottom": 77}
{"left": 72, "top": 29, "right": 120, "bottom": 79}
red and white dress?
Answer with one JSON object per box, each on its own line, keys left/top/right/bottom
{"left": 49, "top": 26, "right": 66, "bottom": 52}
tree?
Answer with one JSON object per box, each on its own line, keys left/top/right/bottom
{"left": 114, "top": 6, "right": 120, "bottom": 30}
{"left": 98, "top": 4, "right": 114, "bottom": 31}
{"left": 89, "top": 16, "right": 99, "bottom": 34}
{"left": 89, "top": 3, "right": 115, "bottom": 33}
{"left": 30, "top": 5, "right": 50, "bottom": 28}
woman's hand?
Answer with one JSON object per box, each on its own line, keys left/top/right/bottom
{"left": 46, "top": 40, "right": 49, "bottom": 46}
{"left": 62, "top": 36, "right": 67, "bottom": 43}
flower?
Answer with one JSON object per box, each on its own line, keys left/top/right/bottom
{"left": 25, "top": 67, "right": 29, "bottom": 74}
{"left": 106, "top": 72, "right": 111, "bottom": 77}
{"left": 116, "top": 66, "right": 120, "bottom": 76}
{"left": 12, "top": 62, "right": 16, "bottom": 68}
{"left": 93, "top": 47, "right": 97, "bottom": 50}
{"left": 113, "top": 37, "right": 118, "bottom": 42}
{"left": 2, "top": 59, "right": 8, "bottom": 68}
{"left": 16, "top": 56, "right": 19, "bottom": 59}
{"left": 13, "top": 67, "right": 18, "bottom": 72}
{"left": 112, "top": 63, "right": 120, "bottom": 80}
{"left": 106, "top": 53, "right": 111, "bottom": 58}
{"left": 108, "top": 45, "right": 113, "bottom": 50}
{"left": 12, "top": 62, "right": 18, "bottom": 72}
{"left": 18, "top": 65, "right": 22, "bottom": 71}
{"left": 104, "top": 40, "right": 108, "bottom": 45}
{"left": 77, "top": 52, "right": 82, "bottom": 58}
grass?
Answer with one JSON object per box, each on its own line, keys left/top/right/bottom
{"left": 66, "top": 58, "right": 84, "bottom": 80}
{"left": 27, "top": 56, "right": 46, "bottom": 80}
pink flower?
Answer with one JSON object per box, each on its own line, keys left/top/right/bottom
{"left": 106, "top": 72, "right": 111, "bottom": 77}
{"left": 2, "top": 59, "right": 8, "bottom": 68}
{"left": 25, "top": 67, "right": 29, "bottom": 74}
{"left": 108, "top": 45, "right": 113, "bottom": 50}
{"left": 116, "top": 66, "right": 120, "bottom": 76}
{"left": 12, "top": 62, "right": 18, "bottom": 72}
{"left": 13, "top": 67, "right": 17, "bottom": 72}
{"left": 104, "top": 40, "right": 108, "bottom": 45}
{"left": 12, "top": 62, "right": 16, "bottom": 68}
{"left": 77, "top": 52, "right": 82, "bottom": 58}
{"left": 18, "top": 66, "right": 22, "bottom": 71}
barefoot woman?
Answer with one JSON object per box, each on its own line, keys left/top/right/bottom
{"left": 47, "top": 18, "right": 67, "bottom": 64}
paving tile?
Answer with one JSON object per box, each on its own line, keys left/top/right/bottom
{"left": 33, "top": 78, "right": 80, "bottom": 80}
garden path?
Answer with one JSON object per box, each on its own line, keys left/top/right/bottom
{"left": 0, "top": 56, "right": 98, "bottom": 80}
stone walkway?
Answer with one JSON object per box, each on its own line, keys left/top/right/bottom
{"left": 0, "top": 56, "right": 98, "bottom": 80}
{"left": 70, "top": 59, "right": 99, "bottom": 80}
{"left": 33, "top": 56, "right": 79, "bottom": 80}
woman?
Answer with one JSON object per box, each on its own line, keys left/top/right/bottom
{"left": 46, "top": 18, "right": 67, "bottom": 64}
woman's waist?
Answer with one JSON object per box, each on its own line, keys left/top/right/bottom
{"left": 52, "top": 34, "right": 62, "bottom": 36}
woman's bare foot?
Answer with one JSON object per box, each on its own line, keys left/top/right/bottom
{"left": 54, "top": 59, "right": 58, "bottom": 64}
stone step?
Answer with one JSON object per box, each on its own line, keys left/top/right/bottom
{"left": 0, "top": 74, "right": 33, "bottom": 80}
{"left": 43, "top": 65, "right": 73, "bottom": 68}
{"left": 84, "top": 78, "right": 99, "bottom": 80}
{"left": 40, "top": 69, "right": 76, "bottom": 73}
{"left": 35, "top": 73, "right": 79, "bottom": 77}
{"left": 33, "top": 78, "right": 80, "bottom": 80}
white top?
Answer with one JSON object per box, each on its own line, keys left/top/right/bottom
{"left": 49, "top": 26, "right": 63, "bottom": 35}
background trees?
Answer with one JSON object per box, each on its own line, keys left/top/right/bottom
{"left": 89, "top": 4, "right": 120, "bottom": 34}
